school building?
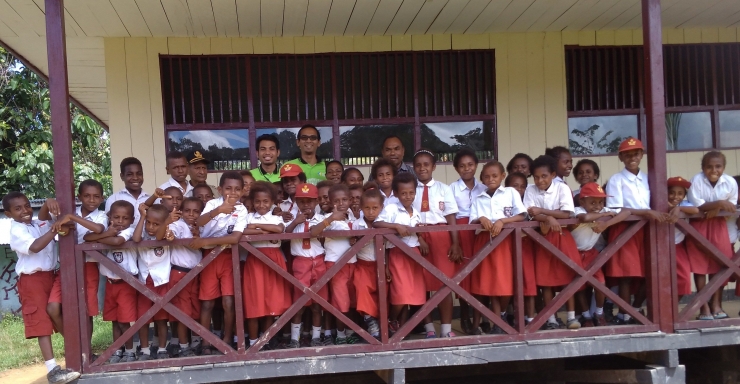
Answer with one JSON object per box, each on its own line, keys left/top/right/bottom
{"left": 3, "top": 1, "right": 740, "bottom": 383}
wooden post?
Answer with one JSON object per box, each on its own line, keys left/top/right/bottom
{"left": 45, "top": 0, "right": 83, "bottom": 371}
{"left": 641, "top": 0, "right": 673, "bottom": 333}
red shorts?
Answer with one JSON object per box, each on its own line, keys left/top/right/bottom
{"left": 18, "top": 271, "right": 55, "bottom": 338}
{"left": 325, "top": 261, "right": 355, "bottom": 313}
{"left": 242, "top": 247, "right": 291, "bottom": 318}
{"left": 354, "top": 260, "right": 379, "bottom": 318}
{"left": 168, "top": 269, "right": 201, "bottom": 321}
{"left": 292, "top": 255, "right": 329, "bottom": 306}
{"left": 48, "top": 272, "right": 62, "bottom": 304}
{"left": 199, "top": 249, "right": 235, "bottom": 301}
{"left": 137, "top": 275, "right": 170, "bottom": 321}
{"left": 84, "top": 262, "right": 100, "bottom": 316}
{"left": 103, "top": 278, "right": 138, "bottom": 323}
{"left": 580, "top": 248, "right": 605, "bottom": 284}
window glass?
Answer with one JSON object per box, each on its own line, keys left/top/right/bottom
{"left": 256, "top": 127, "right": 333, "bottom": 163}
{"left": 339, "top": 124, "right": 414, "bottom": 166}
{"left": 568, "top": 115, "right": 638, "bottom": 155}
{"left": 168, "top": 129, "right": 250, "bottom": 171}
{"left": 665, "top": 112, "right": 712, "bottom": 150}
{"left": 719, "top": 110, "right": 740, "bottom": 148}
{"left": 421, "top": 121, "right": 495, "bottom": 162}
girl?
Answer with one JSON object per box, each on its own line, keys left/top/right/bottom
{"left": 240, "top": 171, "right": 256, "bottom": 199}
{"left": 450, "top": 148, "right": 486, "bottom": 333}
{"left": 667, "top": 177, "right": 699, "bottom": 310}
{"left": 326, "top": 160, "right": 344, "bottom": 185}
{"left": 506, "top": 153, "right": 534, "bottom": 178}
{"left": 374, "top": 172, "right": 428, "bottom": 333}
{"left": 687, "top": 151, "right": 738, "bottom": 319}
{"left": 524, "top": 155, "right": 583, "bottom": 330}
{"left": 573, "top": 159, "right": 600, "bottom": 198}
{"left": 545, "top": 146, "right": 573, "bottom": 184}
{"left": 505, "top": 172, "right": 537, "bottom": 325}
{"left": 341, "top": 167, "right": 365, "bottom": 187}
{"left": 349, "top": 184, "right": 364, "bottom": 220}
{"left": 469, "top": 161, "right": 526, "bottom": 334}
{"left": 371, "top": 158, "right": 398, "bottom": 206}
{"left": 412, "top": 149, "right": 462, "bottom": 338}
{"left": 242, "top": 181, "right": 291, "bottom": 348}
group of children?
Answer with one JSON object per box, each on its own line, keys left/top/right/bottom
{"left": 6, "top": 136, "right": 739, "bottom": 377}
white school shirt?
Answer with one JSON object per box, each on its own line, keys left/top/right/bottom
{"left": 290, "top": 215, "right": 325, "bottom": 258}
{"left": 674, "top": 201, "right": 693, "bottom": 244}
{"left": 413, "top": 179, "right": 459, "bottom": 225}
{"left": 137, "top": 233, "right": 171, "bottom": 287}
{"left": 322, "top": 213, "right": 356, "bottom": 264}
{"left": 469, "top": 187, "right": 527, "bottom": 234}
{"left": 523, "top": 182, "right": 575, "bottom": 214}
{"left": 376, "top": 202, "right": 421, "bottom": 248}
{"left": 159, "top": 176, "right": 194, "bottom": 197}
{"left": 352, "top": 218, "right": 376, "bottom": 261}
{"left": 688, "top": 172, "right": 739, "bottom": 243}
{"left": 451, "top": 178, "right": 487, "bottom": 219}
{"left": 168, "top": 219, "right": 202, "bottom": 269}
{"left": 572, "top": 207, "right": 618, "bottom": 251}
{"left": 606, "top": 168, "right": 651, "bottom": 210}
{"left": 184, "top": 183, "right": 220, "bottom": 198}
{"left": 380, "top": 189, "right": 399, "bottom": 207}
{"left": 554, "top": 176, "right": 565, "bottom": 184}
{"left": 75, "top": 206, "right": 109, "bottom": 262}
{"left": 100, "top": 227, "right": 139, "bottom": 279}
{"left": 280, "top": 198, "right": 299, "bottom": 222}
{"left": 247, "top": 211, "right": 284, "bottom": 248}
{"left": 10, "top": 220, "right": 58, "bottom": 275}
{"left": 105, "top": 189, "right": 151, "bottom": 225}
{"left": 200, "top": 197, "right": 249, "bottom": 240}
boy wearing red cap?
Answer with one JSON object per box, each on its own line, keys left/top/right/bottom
{"left": 667, "top": 177, "right": 700, "bottom": 310}
{"left": 572, "top": 183, "right": 631, "bottom": 327}
{"left": 605, "top": 138, "right": 668, "bottom": 325}
{"left": 284, "top": 183, "right": 329, "bottom": 348}
{"left": 275, "top": 163, "right": 306, "bottom": 224}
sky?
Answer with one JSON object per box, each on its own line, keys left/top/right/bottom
{"left": 169, "top": 129, "right": 250, "bottom": 149}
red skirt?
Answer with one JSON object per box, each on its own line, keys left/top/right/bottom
{"left": 389, "top": 246, "right": 426, "bottom": 305}
{"left": 354, "top": 260, "right": 379, "bottom": 318}
{"left": 471, "top": 232, "right": 513, "bottom": 296}
{"left": 456, "top": 217, "right": 475, "bottom": 292}
{"left": 605, "top": 222, "right": 645, "bottom": 278}
{"left": 686, "top": 218, "right": 733, "bottom": 275}
{"left": 675, "top": 241, "right": 692, "bottom": 296}
{"left": 522, "top": 236, "right": 537, "bottom": 296}
{"left": 535, "top": 230, "right": 583, "bottom": 287}
{"left": 242, "top": 247, "right": 291, "bottom": 319}
{"left": 580, "top": 248, "right": 605, "bottom": 284}
{"left": 420, "top": 228, "right": 455, "bottom": 291}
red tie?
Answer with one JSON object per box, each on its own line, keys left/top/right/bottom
{"left": 302, "top": 221, "right": 311, "bottom": 249}
{"left": 421, "top": 185, "right": 430, "bottom": 212}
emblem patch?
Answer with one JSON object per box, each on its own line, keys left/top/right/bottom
{"left": 504, "top": 206, "right": 513, "bottom": 217}
{"left": 439, "top": 201, "right": 445, "bottom": 211}
{"left": 227, "top": 225, "right": 235, "bottom": 234}
{"left": 154, "top": 247, "right": 165, "bottom": 257}
{"left": 113, "top": 252, "right": 124, "bottom": 263}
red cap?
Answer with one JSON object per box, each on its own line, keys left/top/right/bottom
{"left": 667, "top": 176, "right": 691, "bottom": 189}
{"left": 294, "top": 183, "right": 318, "bottom": 199}
{"left": 579, "top": 182, "right": 609, "bottom": 198}
{"left": 280, "top": 163, "right": 302, "bottom": 178}
{"left": 618, "top": 137, "right": 644, "bottom": 153}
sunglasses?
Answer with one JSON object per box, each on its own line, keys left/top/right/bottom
{"left": 299, "top": 135, "right": 319, "bottom": 141}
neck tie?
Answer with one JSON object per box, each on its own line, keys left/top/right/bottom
{"left": 302, "top": 221, "right": 311, "bottom": 249}
{"left": 421, "top": 185, "right": 430, "bottom": 212}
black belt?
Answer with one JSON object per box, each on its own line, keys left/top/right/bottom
{"left": 172, "top": 265, "right": 192, "bottom": 273}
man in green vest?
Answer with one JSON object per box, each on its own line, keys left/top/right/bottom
{"left": 284, "top": 124, "right": 326, "bottom": 185}
{"left": 249, "top": 134, "right": 281, "bottom": 183}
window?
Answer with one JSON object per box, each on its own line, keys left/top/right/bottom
{"left": 168, "top": 129, "right": 250, "bottom": 171}
{"left": 568, "top": 115, "right": 638, "bottom": 155}
{"left": 161, "top": 50, "right": 496, "bottom": 169}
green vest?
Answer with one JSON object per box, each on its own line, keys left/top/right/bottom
{"left": 249, "top": 166, "right": 281, "bottom": 183}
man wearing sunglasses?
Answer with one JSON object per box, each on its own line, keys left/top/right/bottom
{"left": 285, "top": 124, "right": 327, "bottom": 185}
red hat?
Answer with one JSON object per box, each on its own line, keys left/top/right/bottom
{"left": 280, "top": 163, "right": 301, "bottom": 178}
{"left": 579, "top": 182, "right": 609, "bottom": 198}
{"left": 294, "top": 183, "right": 318, "bottom": 199}
{"left": 618, "top": 137, "right": 644, "bottom": 153}
{"left": 667, "top": 176, "right": 691, "bottom": 189}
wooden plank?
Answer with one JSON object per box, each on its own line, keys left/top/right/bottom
{"left": 411, "top": 34, "right": 432, "bottom": 50}
{"left": 487, "top": 0, "right": 535, "bottom": 32}
{"left": 212, "top": 0, "right": 239, "bottom": 37}
{"left": 167, "top": 37, "right": 191, "bottom": 54}
{"left": 231, "top": 37, "right": 254, "bottom": 53}
{"left": 701, "top": 28, "right": 720, "bottom": 43}
{"left": 187, "top": 0, "right": 217, "bottom": 37}
{"left": 344, "top": 0, "right": 381, "bottom": 35}
{"left": 507, "top": 0, "right": 554, "bottom": 32}
{"left": 314, "top": 35, "right": 335, "bottom": 52}
{"left": 304, "top": 0, "right": 332, "bottom": 35}
{"left": 595, "top": 30, "right": 614, "bottom": 45}
{"left": 353, "top": 35, "right": 371, "bottom": 51}
{"left": 110, "top": 0, "right": 152, "bottom": 36}
{"left": 335, "top": 36, "right": 354, "bottom": 51}
{"left": 84, "top": 0, "right": 129, "bottom": 36}
{"left": 632, "top": 29, "right": 643, "bottom": 45}
{"left": 526, "top": 32, "right": 546, "bottom": 155}
{"left": 235, "top": 0, "right": 261, "bottom": 36}
{"left": 5, "top": 0, "right": 46, "bottom": 36}
{"left": 294, "top": 36, "right": 314, "bottom": 53}
{"left": 146, "top": 37, "right": 171, "bottom": 188}
{"left": 426, "top": 0, "right": 469, "bottom": 34}
{"left": 0, "top": 0, "right": 40, "bottom": 36}
{"left": 283, "top": 0, "right": 309, "bottom": 36}
{"left": 104, "top": 37, "right": 132, "bottom": 192}
{"left": 683, "top": 27, "right": 702, "bottom": 43}
{"left": 324, "top": 0, "right": 356, "bottom": 35}
{"left": 124, "top": 37, "right": 156, "bottom": 190}
{"left": 371, "top": 35, "right": 391, "bottom": 51}
{"left": 465, "top": 0, "right": 513, "bottom": 34}
{"left": 527, "top": 0, "right": 579, "bottom": 32}
{"left": 543, "top": 31, "right": 568, "bottom": 151}
{"left": 432, "top": 33, "right": 451, "bottom": 50}
{"left": 134, "top": 0, "right": 173, "bottom": 36}
{"left": 470, "top": 33, "right": 489, "bottom": 48}
{"left": 584, "top": 0, "right": 639, "bottom": 30}
{"left": 161, "top": 0, "right": 196, "bottom": 36}
{"left": 604, "top": 1, "right": 642, "bottom": 29}
{"left": 64, "top": 8, "right": 85, "bottom": 37}
{"left": 385, "top": 0, "right": 425, "bottom": 35}
{"left": 563, "top": 0, "right": 615, "bottom": 31}
{"left": 189, "top": 37, "right": 211, "bottom": 55}
{"left": 491, "top": 33, "right": 511, "bottom": 162}
{"left": 252, "top": 37, "right": 274, "bottom": 53}
{"left": 506, "top": 33, "right": 528, "bottom": 156}
{"left": 210, "top": 37, "right": 233, "bottom": 54}
{"left": 365, "top": 0, "right": 403, "bottom": 35}
{"left": 451, "top": 34, "right": 470, "bottom": 49}
{"left": 680, "top": 0, "right": 739, "bottom": 28}
{"left": 545, "top": 0, "right": 598, "bottom": 32}
{"left": 260, "top": 0, "right": 284, "bottom": 36}
{"left": 0, "top": 20, "right": 18, "bottom": 37}
{"left": 391, "top": 34, "right": 411, "bottom": 50}
{"left": 273, "top": 36, "right": 295, "bottom": 53}
{"left": 406, "top": 0, "right": 448, "bottom": 35}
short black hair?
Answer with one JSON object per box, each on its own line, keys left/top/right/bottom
{"left": 392, "top": 172, "right": 418, "bottom": 193}
{"left": 453, "top": 148, "right": 479, "bottom": 168}
{"left": 109, "top": 200, "right": 135, "bottom": 217}
{"left": 505, "top": 172, "right": 528, "bottom": 188}
{"left": 298, "top": 124, "right": 320, "bottom": 140}
{"left": 382, "top": 135, "right": 403, "bottom": 147}
{"left": 164, "top": 186, "right": 183, "bottom": 197}
{"left": 166, "top": 151, "right": 187, "bottom": 163}
{"left": 182, "top": 196, "right": 205, "bottom": 211}
{"left": 146, "top": 204, "right": 170, "bottom": 220}
{"left": 119, "top": 157, "right": 142, "bottom": 174}
{"left": 506, "top": 153, "right": 533, "bottom": 174}
{"left": 329, "top": 183, "right": 350, "bottom": 200}
{"left": 531, "top": 155, "right": 559, "bottom": 175}
{"left": 361, "top": 182, "right": 385, "bottom": 205}
{"left": 78, "top": 179, "right": 104, "bottom": 195}
{"left": 327, "top": 160, "right": 344, "bottom": 171}
{"left": 702, "top": 150, "right": 727, "bottom": 168}
{"left": 219, "top": 171, "right": 245, "bottom": 187}
{"left": 371, "top": 158, "right": 397, "bottom": 179}
{"left": 316, "top": 180, "right": 334, "bottom": 190}
{"left": 480, "top": 160, "right": 505, "bottom": 176}
{"left": 413, "top": 149, "right": 436, "bottom": 165}
{"left": 256, "top": 133, "right": 280, "bottom": 151}
{"left": 545, "top": 146, "right": 571, "bottom": 160}
{"left": 2, "top": 191, "right": 26, "bottom": 212}
{"left": 192, "top": 183, "right": 213, "bottom": 194}
{"left": 574, "top": 159, "right": 600, "bottom": 179}
{"left": 341, "top": 167, "right": 364, "bottom": 183}
{"left": 250, "top": 181, "right": 278, "bottom": 203}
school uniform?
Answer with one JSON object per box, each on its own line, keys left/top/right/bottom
{"left": 159, "top": 176, "right": 194, "bottom": 197}
{"left": 687, "top": 173, "right": 738, "bottom": 274}
{"left": 451, "top": 179, "right": 487, "bottom": 292}
{"left": 572, "top": 207, "right": 618, "bottom": 284}
{"left": 167, "top": 220, "right": 202, "bottom": 320}
{"left": 674, "top": 201, "right": 693, "bottom": 296}
{"left": 376, "top": 202, "right": 426, "bottom": 305}
{"left": 352, "top": 218, "right": 380, "bottom": 318}
{"left": 469, "top": 187, "right": 525, "bottom": 296}
{"left": 380, "top": 189, "right": 399, "bottom": 207}
{"left": 323, "top": 213, "right": 357, "bottom": 313}
{"left": 99, "top": 227, "right": 139, "bottom": 323}
{"left": 105, "top": 189, "right": 151, "bottom": 225}
{"left": 10, "top": 220, "right": 58, "bottom": 338}
{"left": 199, "top": 197, "right": 248, "bottom": 300}
{"left": 74, "top": 206, "right": 108, "bottom": 317}
{"left": 242, "top": 212, "right": 291, "bottom": 318}
{"left": 137, "top": 233, "right": 171, "bottom": 321}
{"left": 605, "top": 168, "right": 650, "bottom": 278}
{"left": 289, "top": 215, "right": 329, "bottom": 306}
{"left": 524, "top": 182, "right": 583, "bottom": 287}
{"left": 279, "top": 197, "right": 300, "bottom": 223}
{"left": 413, "top": 179, "right": 459, "bottom": 291}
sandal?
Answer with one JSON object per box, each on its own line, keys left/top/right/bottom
{"left": 697, "top": 314, "right": 714, "bottom": 321}
{"left": 713, "top": 311, "right": 729, "bottom": 320}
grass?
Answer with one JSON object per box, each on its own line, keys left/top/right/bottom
{"left": 0, "top": 315, "right": 113, "bottom": 372}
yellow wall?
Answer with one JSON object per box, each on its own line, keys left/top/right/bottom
{"left": 104, "top": 28, "right": 740, "bottom": 193}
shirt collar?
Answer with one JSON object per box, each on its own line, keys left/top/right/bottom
{"left": 477, "top": 187, "right": 504, "bottom": 198}
{"left": 120, "top": 188, "right": 149, "bottom": 199}
{"left": 297, "top": 156, "right": 323, "bottom": 165}
{"left": 455, "top": 178, "right": 482, "bottom": 192}
{"left": 259, "top": 164, "right": 280, "bottom": 175}
{"left": 420, "top": 178, "right": 437, "bottom": 188}
{"left": 620, "top": 168, "right": 642, "bottom": 182}
{"left": 75, "top": 206, "right": 99, "bottom": 219}
{"left": 398, "top": 163, "right": 412, "bottom": 172}
{"left": 701, "top": 174, "right": 726, "bottom": 187}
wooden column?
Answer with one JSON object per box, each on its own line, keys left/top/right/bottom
{"left": 641, "top": 0, "right": 673, "bottom": 333}
{"left": 45, "top": 0, "right": 83, "bottom": 370}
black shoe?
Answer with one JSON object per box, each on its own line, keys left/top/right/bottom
{"left": 107, "top": 350, "right": 124, "bottom": 364}
{"left": 610, "top": 317, "right": 630, "bottom": 325}
{"left": 604, "top": 302, "right": 615, "bottom": 322}
{"left": 179, "top": 346, "right": 196, "bottom": 357}
{"left": 47, "top": 365, "right": 80, "bottom": 384}
{"left": 166, "top": 343, "right": 181, "bottom": 357}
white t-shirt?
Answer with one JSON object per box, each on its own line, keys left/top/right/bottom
{"left": 450, "top": 178, "right": 487, "bottom": 219}
{"left": 100, "top": 227, "right": 138, "bottom": 279}
{"left": 352, "top": 217, "right": 376, "bottom": 261}
{"left": 105, "top": 189, "right": 151, "bottom": 225}
{"left": 606, "top": 168, "right": 651, "bottom": 210}
{"left": 10, "top": 220, "right": 57, "bottom": 275}
{"left": 674, "top": 201, "right": 693, "bottom": 244}
{"left": 413, "top": 179, "right": 459, "bottom": 225}
{"left": 469, "top": 187, "right": 527, "bottom": 235}
{"left": 523, "top": 182, "right": 575, "bottom": 214}
{"left": 159, "top": 176, "right": 194, "bottom": 197}
{"left": 74, "top": 206, "right": 109, "bottom": 262}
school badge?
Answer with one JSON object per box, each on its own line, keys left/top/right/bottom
{"left": 113, "top": 252, "right": 124, "bottom": 263}
{"left": 421, "top": 201, "right": 429, "bottom": 210}
{"left": 504, "top": 206, "right": 513, "bottom": 217}
{"left": 154, "top": 247, "right": 165, "bottom": 257}
{"left": 227, "top": 225, "right": 235, "bottom": 234}
{"left": 301, "top": 185, "right": 310, "bottom": 193}
{"left": 439, "top": 201, "right": 445, "bottom": 211}
{"left": 628, "top": 138, "right": 636, "bottom": 145}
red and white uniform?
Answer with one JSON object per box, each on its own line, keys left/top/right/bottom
{"left": 605, "top": 168, "right": 650, "bottom": 278}
{"left": 105, "top": 189, "right": 151, "bottom": 225}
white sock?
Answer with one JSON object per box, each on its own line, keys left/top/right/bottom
{"left": 170, "top": 337, "right": 179, "bottom": 345}
{"left": 424, "top": 322, "right": 435, "bottom": 333}
{"left": 525, "top": 317, "right": 534, "bottom": 322}
{"left": 595, "top": 307, "right": 604, "bottom": 316}
{"left": 364, "top": 314, "right": 371, "bottom": 320}
{"left": 500, "top": 312, "right": 507, "bottom": 318}
{"left": 233, "top": 335, "right": 238, "bottom": 343}
{"left": 567, "top": 311, "right": 576, "bottom": 321}
{"left": 141, "top": 348, "right": 150, "bottom": 355}
{"left": 617, "top": 313, "right": 624, "bottom": 320}
{"left": 125, "top": 348, "right": 134, "bottom": 353}
{"left": 190, "top": 336, "right": 202, "bottom": 347}
{"left": 337, "top": 330, "right": 346, "bottom": 338}
{"left": 179, "top": 343, "right": 188, "bottom": 349}
{"left": 157, "top": 347, "right": 167, "bottom": 353}
{"left": 440, "top": 323, "right": 452, "bottom": 336}
{"left": 548, "top": 315, "right": 558, "bottom": 324}
{"left": 324, "top": 329, "right": 332, "bottom": 337}
{"left": 249, "top": 339, "right": 257, "bottom": 346}
{"left": 291, "top": 323, "right": 301, "bottom": 341}
{"left": 312, "top": 326, "right": 321, "bottom": 339}
{"left": 582, "top": 311, "right": 592, "bottom": 319}
{"left": 44, "top": 359, "right": 57, "bottom": 373}
{"left": 282, "top": 332, "right": 290, "bottom": 339}
{"left": 623, "top": 314, "right": 631, "bottom": 322}
{"left": 133, "top": 341, "right": 140, "bottom": 349}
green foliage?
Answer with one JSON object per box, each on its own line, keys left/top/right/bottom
{"left": 569, "top": 124, "right": 623, "bottom": 155}
{"left": 0, "top": 46, "right": 111, "bottom": 199}
{"left": 666, "top": 113, "right": 682, "bottom": 151}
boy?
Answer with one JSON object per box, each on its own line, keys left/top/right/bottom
{"left": 185, "top": 150, "right": 219, "bottom": 198}
{"left": 275, "top": 163, "right": 306, "bottom": 223}
{"left": 160, "top": 151, "right": 193, "bottom": 197}
{"left": 193, "top": 183, "right": 215, "bottom": 204}
{"left": 106, "top": 157, "right": 151, "bottom": 225}
{"left": 4, "top": 192, "right": 80, "bottom": 383}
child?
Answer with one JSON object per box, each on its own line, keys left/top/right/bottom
{"left": 374, "top": 172, "right": 428, "bottom": 334}
{"left": 4, "top": 192, "right": 80, "bottom": 382}
{"left": 326, "top": 160, "right": 344, "bottom": 184}
{"left": 241, "top": 181, "right": 291, "bottom": 348}
{"left": 450, "top": 149, "right": 486, "bottom": 333}
{"left": 505, "top": 172, "right": 537, "bottom": 325}
{"left": 341, "top": 167, "right": 364, "bottom": 187}
{"left": 274, "top": 181, "right": 285, "bottom": 204}
{"left": 240, "top": 170, "right": 256, "bottom": 199}
{"left": 524, "top": 155, "right": 583, "bottom": 330}
{"left": 192, "top": 183, "right": 215, "bottom": 204}
{"left": 276, "top": 163, "right": 305, "bottom": 223}
{"left": 469, "top": 161, "right": 526, "bottom": 334}
{"left": 573, "top": 159, "right": 600, "bottom": 197}
{"left": 605, "top": 138, "right": 668, "bottom": 324}
{"left": 106, "top": 157, "right": 151, "bottom": 225}
{"left": 191, "top": 171, "right": 249, "bottom": 355}
{"left": 571, "top": 183, "right": 630, "bottom": 327}
{"left": 348, "top": 184, "right": 364, "bottom": 220}
{"left": 687, "top": 151, "right": 738, "bottom": 319}
{"left": 133, "top": 204, "right": 173, "bottom": 360}
{"left": 160, "top": 151, "right": 193, "bottom": 196}
{"left": 310, "top": 184, "right": 357, "bottom": 344}
{"left": 316, "top": 180, "right": 334, "bottom": 215}
{"left": 412, "top": 149, "right": 461, "bottom": 338}
{"left": 667, "top": 177, "right": 699, "bottom": 308}
{"left": 545, "top": 146, "right": 573, "bottom": 184}
{"left": 370, "top": 158, "right": 399, "bottom": 206}
{"left": 284, "top": 183, "right": 329, "bottom": 348}
{"left": 506, "top": 153, "right": 534, "bottom": 178}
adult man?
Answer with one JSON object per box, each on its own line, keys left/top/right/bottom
{"left": 285, "top": 124, "right": 326, "bottom": 185}
{"left": 185, "top": 150, "right": 219, "bottom": 198}
{"left": 249, "top": 134, "right": 282, "bottom": 183}
{"left": 369, "top": 135, "right": 415, "bottom": 181}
